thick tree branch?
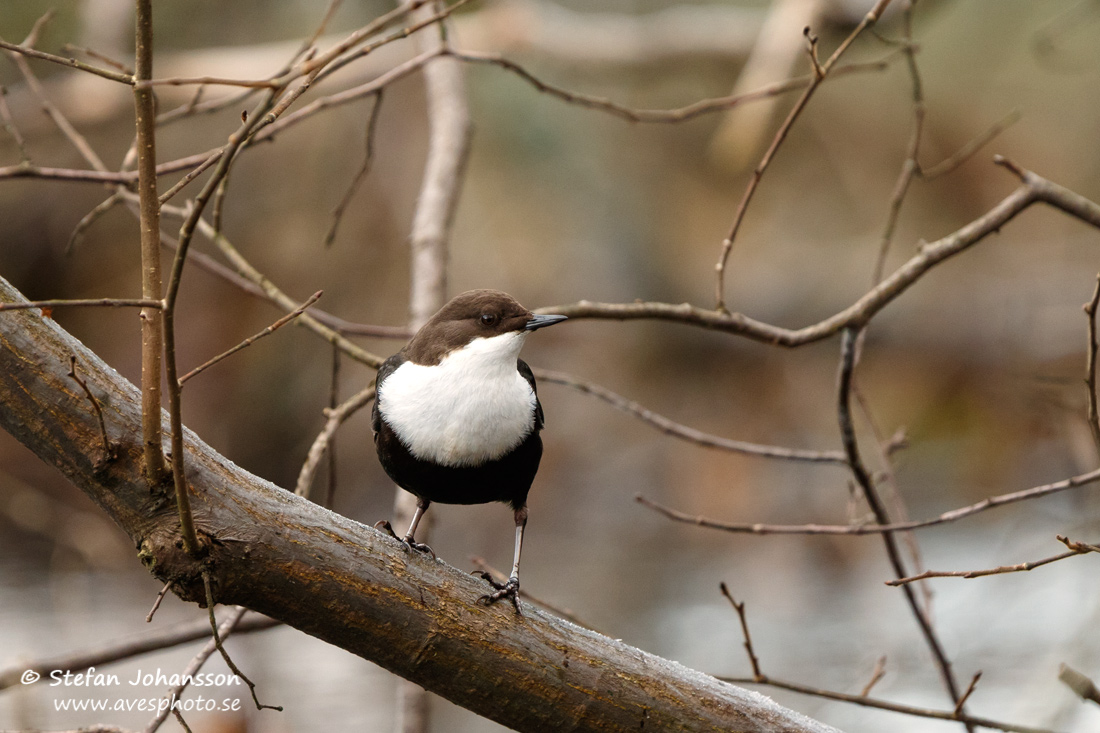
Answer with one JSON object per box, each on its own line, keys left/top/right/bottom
{"left": 0, "top": 275, "right": 841, "bottom": 733}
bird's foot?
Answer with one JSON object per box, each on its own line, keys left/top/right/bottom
{"left": 374, "top": 521, "right": 435, "bottom": 558}
{"left": 403, "top": 539, "right": 435, "bottom": 558}
{"left": 474, "top": 571, "right": 521, "bottom": 613}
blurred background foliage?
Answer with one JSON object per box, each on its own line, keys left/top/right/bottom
{"left": 1, "top": 1, "right": 1099, "bottom": 731}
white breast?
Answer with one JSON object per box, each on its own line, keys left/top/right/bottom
{"left": 378, "top": 331, "right": 537, "bottom": 467}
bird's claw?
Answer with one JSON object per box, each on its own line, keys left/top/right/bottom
{"left": 374, "top": 520, "right": 398, "bottom": 539}
{"left": 374, "top": 521, "right": 435, "bottom": 558}
{"left": 403, "top": 539, "right": 435, "bottom": 558}
{"left": 474, "top": 572, "right": 521, "bottom": 613}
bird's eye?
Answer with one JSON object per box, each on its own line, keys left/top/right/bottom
{"left": 480, "top": 313, "right": 497, "bottom": 326}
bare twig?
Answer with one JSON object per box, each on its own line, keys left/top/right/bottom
{"left": 67, "top": 191, "right": 125, "bottom": 254}
{"left": 146, "top": 580, "right": 173, "bottom": 623}
{"left": 178, "top": 290, "right": 322, "bottom": 385}
{"left": 860, "top": 656, "right": 887, "bottom": 697}
{"left": 540, "top": 165, "right": 1100, "bottom": 346}
{"left": 0, "top": 37, "right": 134, "bottom": 85}
{"left": 719, "top": 575, "right": 1040, "bottom": 733}
{"left": 452, "top": 49, "right": 896, "bottom": 124}
{"left": 714, "top": 0, "right": 895, "bottom": 313}
{"left": 296, "top": 385, "right": 376, "bottom": 499}
{"left": 954, "top": 672, "right": 982, "bottom": 716}
{"left": 719, "top": 583, "right": 761, "bottom": 680}
{"left": 324, "top": 90, "right": 383, "bottom": 246}
{"left": 888, "top": 551, "right": 1086, "bottom": 585}
{"left": 201, "top": 573, "right": 280, "bottom": 712}
{"left": 67, "top": 356, "right": 114, "bottom": 459}
{"left": 920, "top": 109, "right": 1021, "bottom": 180}
{"left": 0, "top": 298, "right": 161, "bottom": 311}
{"left": 140, "top": 605, "right": 251, "bottom": 733}
{"left": 538, "top": 369, "right": 846, "bottom": 463}
{"left": 838, "top": 328, "right": 969, "bottom": 725}
{"left": 3, "top": 23, "right": 108, "bottom": 173}
{"left": 871, "top": 0, "right": 925, "bottom": 285}
{"left": 157, "top": 148, "right": 223, "bottom": 205}
{"left": 888, "top": 535, "right": 1099, "bottom": 586}
{"left": 719, "top": 674, "right": 1059, "bottom": 733}
{"left": 635, "top": 466, "right": 1100, "bottom": 535}
{"left": 1084, "top": 273, "right": 1100, "bottom": 455}
{"left": 0, "top": 86, "right": 30, "bottom": 162}
{"left": 61, "top": 43, "right": 133, "bottom": 74}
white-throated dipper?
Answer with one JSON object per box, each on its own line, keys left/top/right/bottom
{"left": 372, "top": 289, "right": 566, "bottom": 608}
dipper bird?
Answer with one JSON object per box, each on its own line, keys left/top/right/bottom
{"left": 372, "top": 289, "right": 566, "bottom": 607}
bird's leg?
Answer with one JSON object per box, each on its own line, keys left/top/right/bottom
{"left": 400, "top": 497, "right": 435, "bottom": 556}
{"left": 478, "top": 504, "right": 526, "bottom": 612}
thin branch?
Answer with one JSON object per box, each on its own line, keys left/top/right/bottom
{"left": 146, "top": 580, "right": 173, "bottom": 622}
{"left": 61, "top": 43, "right": 134, "bottom": 75}
{"left": 838, "top": 328, "right": 969, "bottom": 724}
{"left": 451, "top": 49, "right": 896, "bottom": 124}
{"left": 719, "top": 578, "right": 1041, "bottom": 733}
{"left": 714, "top": 0, "right": 895, "bottom": 313}
{"left": 954, "top": 672, "right": 982, "bottom": 716}
{"left": 920, "top": 109, "right": 1021, "bottom": 180}
{"left": 324, "top": 90, "right": 383, "bottom": 246}
{"left": 860, "top": 656, "right": 887, "bottom": 697}
{"left": 887, "top": 535, "right": 1099, "bottom": 586}
{"left": 309, "top": 0, "right": 474, "bottom": 86}
{"left": 0, "top": 298, "right": 161, "bottom": 311}
{"left": 0, "top": 163, "right": 134, "bottom": 183}
{"left": 201, "top": 573, "right": 281, "bottom": 712}
{"left": 296, "top": 385, "right": 375, "bottom": 500}
{"left": 67, "top": 356, "right": 114, "bottom": 460}
{"left": 257, "top": 49, "right": 438, "bottom": 141}
{"left": 160, "top": 88, "right": 281, "bottom": 562}
{"left": 67, "top": 191, "right": 125, "bottom": 254}
{"left": 157, "top": 148, "right": 223, "bottom": 205}
{"left": 871, "top": 0, "right": 924, "bottom": 285}
{"left": 0, "top": 86, "right": 30, "bottom": 162}
{"left": 635, "top": 466, "right": 1100, "bottom": 535}
{"left": 1084, "top": 273, "right": 1100, "bottom": 455}
{"left": 0, "top": 37, "right": 134, "bottom": 85}
{"left": 539, "top": 165, "right": 1100, "bottom": 346}
{"left": 140, "top": 605, "right": 250, "bottom": 733}
{"left": 178, "top": 290, "right": 322, "bottom": 386}
{"left": 719, "top": 583, "right": 761, "bottom": 680}
{"left": 538, "top": 368, "right": 847, "bottom": 463}
{"left": 3, "top": 41, "right": 107, "bottom": 174}
{"left": 719, "top": 675, "right": 1059, "bottom": 733}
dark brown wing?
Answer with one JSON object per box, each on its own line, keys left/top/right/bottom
{"left": 371, "top": 352, "right": 406, "bottom": 440}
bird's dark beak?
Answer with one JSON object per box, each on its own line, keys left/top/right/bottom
{"left": 524, "top": 314, "right": 567, "bottom": 331}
